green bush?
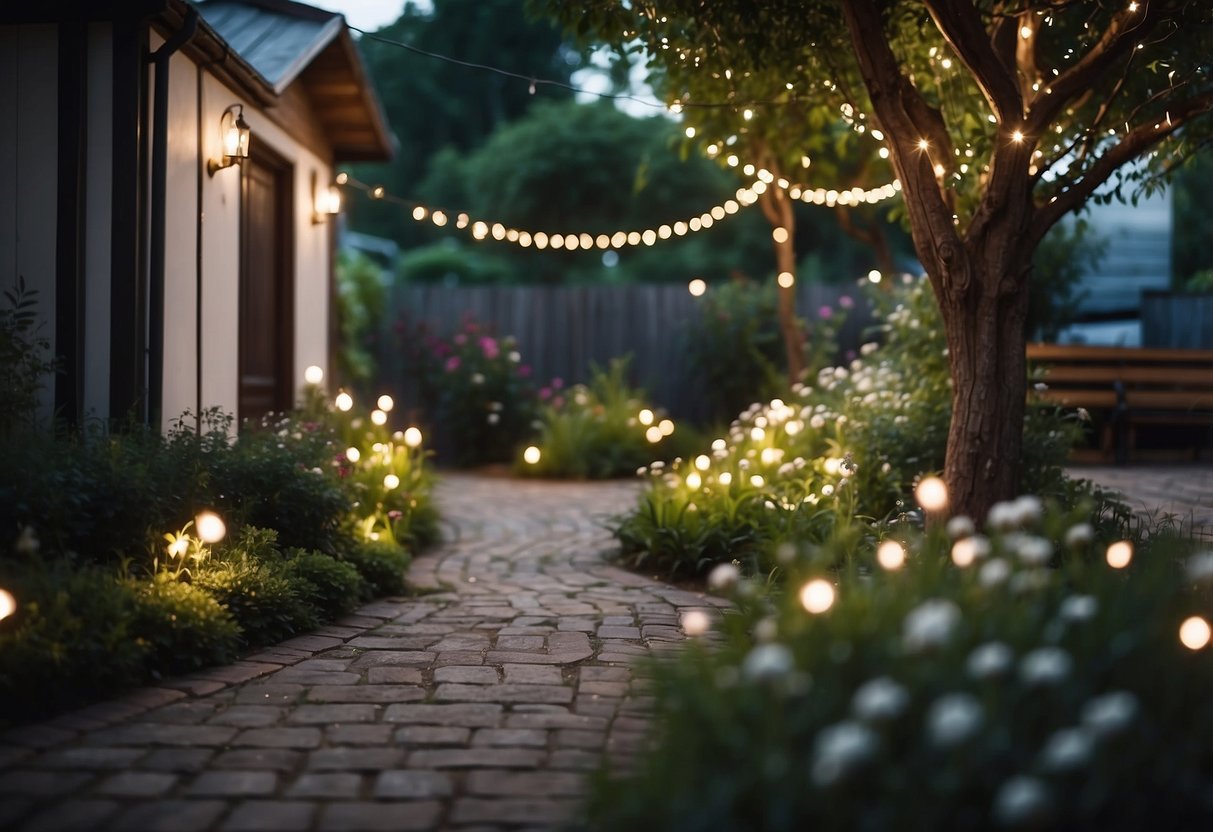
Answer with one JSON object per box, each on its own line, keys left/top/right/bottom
{"left": 407, "top": 317, "right": 539, "bottom": 466}
{"left": 194, "top": 556, "right": 314, "bottom": 648}
{"left": 0, "top": 277, "right": 59, "bottom": 438}
{"left": 282, "top": 550, "right": 364, "bottom": 619}
{"left": 616, "top": 277, "right": 1086, "bottom": 577}
{"left": 342, "top": 539, "right": 413, "bottom": 597}
{"left": 518, "top": 357, "right": 676, "bottom": 479}
{"left": 129, "top": 573, "right": 240, "bottom": 677}
{"left": 585, "top": 502, "right": 1213, "bottom": 831}
{"left": 0, "top": 565, "right": 146, "bottom": 722}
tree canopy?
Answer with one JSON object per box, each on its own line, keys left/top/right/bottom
{"left": 539, "top": 0, "right": 1213, "bottom": 517}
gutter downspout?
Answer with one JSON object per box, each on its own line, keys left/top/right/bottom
{"left": 195, "top": 48, "right": 228, "bottom": 433}
{"left": 147, "top": 6, "right": 197, "bottom": 430}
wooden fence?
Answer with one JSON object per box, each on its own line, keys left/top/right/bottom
{"left": 376, "top": 282, "right": 875, "bottom": 424}
{"left": 1142, "top": 292, "right": 1213, "bottom": 349}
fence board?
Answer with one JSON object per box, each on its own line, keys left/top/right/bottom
{"left": 379, "top": 282, "right": 873, "bottom": 424}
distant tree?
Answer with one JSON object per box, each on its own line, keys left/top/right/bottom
{"left": 1172, "top": 153, "right": 1213, "bottom": 285}
{"left": 348, "top": 0, "right": 576, "bottom": 244}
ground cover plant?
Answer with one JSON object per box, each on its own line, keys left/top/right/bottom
{"left": 586, "top": 490, "right": 1213, "bottom": 830}
{"left": 0, "top": 384, "right": 437, "bottom": 724}
{"left": 615, "top": 277, "right": 1087, "bottom": 577}
{"left": 516, "top": 357, "right": 682, "bottom": 479}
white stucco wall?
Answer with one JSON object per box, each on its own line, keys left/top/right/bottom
{"left": 0, "top": 26, "right": 59, "bottom": 422}
{"left": 154, "top": 31, "right": 334, "bottom": 432}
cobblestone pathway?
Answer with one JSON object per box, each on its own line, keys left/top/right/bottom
{"left": 0, "top": 475, "right": 727, "bottom": 832}
{"left": 1066, "top": 464, "right": 1213, "bottom": 534}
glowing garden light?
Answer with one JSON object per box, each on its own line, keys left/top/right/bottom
{"left": 195, "top": 511, "right": 227, "bottom": 544}
{"left": 371, "top": 409, "right": 388, "bottom": 426}
{"left": 685, "top": 471, "right": 703, "bottom": 490}
{"left": 915, "top": 476, "right": 949, "bottom": 512}
{"left": 688, "top": 278, "right": 707, "bottom": 296}
{"left": 403, "top": 427, "right": 423, "bottom": 448}
{"left": 695, "top": 454, "right": 711, "bottom": 471}
{"left": 346, "top": 447, "right": 361, "bottom": 463}
{"left": 1180, "top": 616, "right": 1211, "bottom": 650}
{"left": 868, "top": 269, "right": 883, "bottom": 284}
{"left": 877, "top": 540, "right": 907, "bottom": 570}
{"left": 377, "top": 395, "right": 394, "bottom": 412}
{"left": 682, "top": 610, "right": 710, "bottom": 636}
{"left": 750, "top": 475, "right": 765, "bottom": 488}
{"left": 335, "top": 391, "right": 354, "bottom": 412}
{"left": 383, "top": 474, "right": 401, "bottom": 490}
{"left": 0, "top": 588, "right": 14, "bottom": 621}
{"left": 639, "top": 409, "right": 655, "bottom": 426}
{"left": 523, "top": 445, "right": 542, "bottom": 464}
{"left": 659, "top": 419, "right": 675, "bottom": 437}
{"left": 800, "top": 579, "right": 835, "bottom": 614}
{"left": 304, "top": 365, "right": 324, "bottom": 385}
{"left": 1106, "top": 540, "right": 1133, "bottom": 569}
{"left": 717, "top": 472, "right": 733, "bottom": 486}
{"left": 777, "top": 271, "right": 795, "bottom": 288}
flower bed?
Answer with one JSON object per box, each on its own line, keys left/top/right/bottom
{"left": 0, "top": 391, "right": 437, "bottom": 724}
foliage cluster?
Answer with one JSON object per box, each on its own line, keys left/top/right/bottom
{"left": 0, "top": 393, "right": 438, "bottom": 723}
{"left": 615, "top": 277, "right": 1086, "bottom": 577}
{"left": 334, "top": 251, "right": 389, "bottom": 393}
{"left": 0, "top": 278, "right": 58, "bottom": 439}
{"left": 586, "top": 498, "right": 1213, "bottom": 830}
{"left": 517, "top": 357, "right": 677, "bottom": 479}
{"left": 406, "top": 316, "right": 539, "bottom": 466}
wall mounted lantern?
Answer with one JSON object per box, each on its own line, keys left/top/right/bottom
{"left": 207, "top": 104, "right": 251, "bottom": 176}
{"left": 313, "top": 171, "right": 345, "bottom": 223}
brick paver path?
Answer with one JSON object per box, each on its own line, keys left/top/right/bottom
{"left": 1066, "top": 464, "right": 1213, "bottom": 534}
{"left": 0, "top": 475, "right": 726, "bottom": 831}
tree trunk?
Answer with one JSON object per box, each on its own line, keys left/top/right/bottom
{"left": 759, "top": 185, "right": 806, "bottom": 382}
{"left": 934, "top": 232, "right": 1032, "bottom": 523}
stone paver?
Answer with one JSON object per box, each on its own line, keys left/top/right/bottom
{"left": 0, "top": 467, "right": 1202, "bottom": 828}
{"left": 0, "top": 474, "right": 731, "bottom": 830}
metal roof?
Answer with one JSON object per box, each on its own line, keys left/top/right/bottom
{"left": 197, "top": 0, "right": 342, "bottom": 93}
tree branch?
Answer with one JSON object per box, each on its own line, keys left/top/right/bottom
{"left": 1026, "top": 3, "right": 1165, "bottom": 133}
{"left": 1032, "top": 86, "right": 1213, "bottom": 244}
{"left": 925, "top": 0, "right": 1024, "bottom": 124}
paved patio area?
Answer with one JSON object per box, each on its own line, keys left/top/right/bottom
{"left": 0, "top": 465, "right": 1208, "bottom": 830}
{"left": 1067, "top": 463, "right": 1213, "bottom": 533}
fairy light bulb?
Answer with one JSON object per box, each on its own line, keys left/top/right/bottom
{"left": 371, "top": 409, "right": 388, "bottom": 426}
{"left": 915, "top": 477, "right": 948, "bottom": 512}
{"left": 377, "top": 395, "right": 394, "bottom": 412}
{"left": 1106, "top": 540, "right": 1133, "bottom": 569}
{"left": 1180, "top": 616, "right": 1211, "bottom": 650}
{"left": 195, "top": 511, "right": 227, "bottom": 544}
{"left": 523, "top": 446, "right": 541, "bottom": 464}
{"left": 346, "top": 447, "right": 361, "bottom": 463}
{"left": 403, "top": 427, "right": 423, "bottom": 448}
{"left": 304, "top": 365, "right": 324, "bottom": 385}
{"left": 0, "top": 588, "right": 14, "bottom": 621}
{"left": 800, "top": 579, "right": 835, "bottom": 614}
{"left": 695, "top": 455, "right": 711, "bottom": 471}
{"left": 335, "top": 392, "right": 353, "bottom": 412}
{"left": 877, "top": 540, "right": 906, "bottom": 570}
{"left": 383, "top": 474, "right": 400, "bottom": 490}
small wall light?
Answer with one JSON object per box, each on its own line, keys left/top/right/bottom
{"left": 207, "top": 104, "right": 251, "bottom": 176}
{"left": 313, "top": 171, "right": 343, "bottom": 223}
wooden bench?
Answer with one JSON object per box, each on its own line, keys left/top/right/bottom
{"left": 1026, "top": 343, "right": 1213, "bottom": 464}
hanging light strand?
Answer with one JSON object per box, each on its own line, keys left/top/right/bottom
{"left": 336, "top": 172, "right": 767, "bottom": 250}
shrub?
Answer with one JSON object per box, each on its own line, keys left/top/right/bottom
{"left": 129, "top": 573, "right": 240, "bottom": 677}
{"left": 0, "top": 564, "right": 146, "bottom": 722}
{"left": 282, "top": 550, "right": 364, "bottom": 619}
{"left": 615, "top": 277, "right": 1086, "bottom": 576}
{"left": 194, "top": 556, "right": 314, "bottom": 648}
{"left": 518, "top": 357, "right": 676, "bottom": 479}
{"left": 584, "top": 500, "right": 1213, "bottom": 831}
{"left": 407, "top": 316, "right": 538, "bottom": 466}
{"left": 342, "top": 539, "right": 412, "bottom": 597}
{"left": 0, "top": 276, "right": 59, "bottom": 438}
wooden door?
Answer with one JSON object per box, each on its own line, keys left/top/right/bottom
{"left": 239, "top": 145, "right": 294, "bottom": 421}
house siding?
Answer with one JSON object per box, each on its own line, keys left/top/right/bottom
{"left": 83, "top": 22, "right": 114, "bottom": 421}
{"left": 0, "top": 25, "right": 59, "bottom": 422}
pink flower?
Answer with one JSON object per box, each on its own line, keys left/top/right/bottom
{"left": 518, "top": 365, "right": 532, "bottom": 378}
{"left": 539, "top": 387, "right": 552, "bottom": 401}
{"left": 839, "top": 295, "right": 855, "bottom": 309}
{"left": 552, "top": 396, "right": 565, "bottom": 409}
{"left": 388, "top": 510, "right": 403, "bottom": 521}
{"left": 454, "top": 333, "right": 467, "bottom": 346}
{"left": 445, "top": 356, "right": 461, "bottom": 372}
{"left": 818, "top": 305, "right": 834, "bottom": 319}
{"left": 551, "top": 377, "right": 564, "bottom": 390}
{"left": 480, "top": 336, "right": 499, "bottom": 360}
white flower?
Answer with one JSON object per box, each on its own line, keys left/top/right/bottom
{"left": 992, "top": 776, "right": 1051, "bottom": 827}
{"left": 926, "top": 693, "right": 983, "bottom": 748}
{"left": 903, "top": 599, "right": 962, "bottom": 652}
{"left": 486, "top": 413, "right": 500, "bottom": 425}
{"left": 470, "top": 372, "right": 485, "bottom": 385}
{"left": 508, "top": 350, "right": 521, "bottom": 362}
{"left": 1019, "top": 647, "right": 1072, "bottom": 686}
{"left": 979, "top": 558, "right": 1011, "bottom": 588}
{"left": 988, "top": 501, "right": 1019, "bottom": 531}
{"left": 852, "top": 677, "right": 910, "bottom": 723}
{"left": 811, "top": 721, "right": 879, "bottom": 786}
{"left": 742, "top": 643, "right": 795, "bottom": 682}
{"left": 822, "top": 484, "right": 835, "bottom": 497}
{"left": 967, "top": 642, "right": 1014, "bottom": 680}
{"left": 1058, "top": 594, "right": 1098, "bottom": 623}
{"left": 1014, "top": 535, "right": 1053, "bottom": 567}
{"left": 754, "top": 617, "right": 779, "bottom": 643}
{"left": 1011, "top": 495, "right": 1044, "bottom": 527}
{"left": 1081, "top": 691, "right": 1138, "bottom": 737}
{"left": 1064, "top": 522, "right": 1094, "bottom": 549}
{"left": 703, "top": 560, "right": 737, "bottom": 594}
{"left": 15, "top": 526, "right": 40, "bottom": 555}
{"left": 1038, "top": 727, "right": 1094, "bottom": 773}
{"left": 947, "top": 515, "right": 976, "bottom": 540}
{"left": 1185, "top": 552, "right": 1213, "bottom": 583}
